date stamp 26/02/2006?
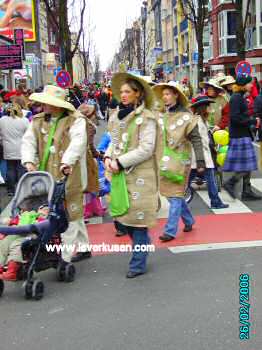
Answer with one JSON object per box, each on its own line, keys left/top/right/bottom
{"left": 239, "top": 274, "right": 250, "bottom": 340}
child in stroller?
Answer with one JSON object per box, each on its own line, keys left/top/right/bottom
{"left": 185, "top": 96, "right": 229, "bottom": 209}
{"left": 0, "top": 171, "right": 76, "bottom": 300}
{"left": 0, "top": 203, "right": 49, "bottom": 280}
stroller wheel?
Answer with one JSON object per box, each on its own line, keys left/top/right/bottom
{"left": 24, "top": 280, "right": 34, "bottom": 300}
{"left": 64, "top": 264, "right": 76, "bottom": 283}
{"left": 0, "top": 279, "right": 4, "bottom": 298}
{"left": 56, "top": 262, "right": 66, "bottom": 282}
{"left": 32, "top": 280, "right": 44, "bottom": 301}
{"left": 185, "top": 187, "right": 194, "bottom": 204}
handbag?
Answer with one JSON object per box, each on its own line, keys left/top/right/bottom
{"left": 109, "top": 117, "right": 137, "bottom": 217}
{"left": 159, "top": 115, "right": 190, "bottom": 184}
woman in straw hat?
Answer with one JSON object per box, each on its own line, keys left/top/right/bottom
{"left": 104, "top": 72, "right": 158, "bottom": 278}
{"left": 21, "top": 85, "right": 91, "bottom": 264}
{"left": 223, "top": 75, "right": 262, "bottom": 201}
{"left": 152, "top": 81, "right": 205, "bottom": 242}
{"left": 220, "top": 75, "right": 236, "bottom": 98}
{"left": 190, "top": 96, "right": 228, "bottom": 209}
{"left": 200, "top": 79, "right": 229, "bottom": 131}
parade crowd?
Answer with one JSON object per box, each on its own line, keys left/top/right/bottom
{"left": 1, "top": 70, "right": 262, "bottom": 280}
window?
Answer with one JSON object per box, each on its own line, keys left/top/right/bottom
{"left": 218, "top": 10, "right": 236, "bottom": 55}
{"left": 50, "top": 31, "right": 56, "bottom": 45}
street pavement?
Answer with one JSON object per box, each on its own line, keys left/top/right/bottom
{"left": 1, "top": 119, "right": 262, "bottom": 349}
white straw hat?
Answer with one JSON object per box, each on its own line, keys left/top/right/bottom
{"left": 29, "top": 85, "right": 76, "bottom": 112}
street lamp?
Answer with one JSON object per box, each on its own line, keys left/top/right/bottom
{"left": 141, "top": 0, "right": 148, "bottom": 76}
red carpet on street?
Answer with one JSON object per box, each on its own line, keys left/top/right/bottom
{"left": 88, "top": 212, "right": 262, "bottom": 255}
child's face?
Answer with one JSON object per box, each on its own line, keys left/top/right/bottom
{"left": 38, "top": 207, "right": 49, "bottom": 217}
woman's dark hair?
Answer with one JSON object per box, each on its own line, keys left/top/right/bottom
{"left": 193, "top": 104, "right": 208, "bottom": 116}
{"left": 124, "top": 79, "right": 145, "bottom": 105}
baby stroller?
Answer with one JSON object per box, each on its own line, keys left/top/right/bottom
{"left": 0, "top": 171, "right": 76, "bottom": 301}
{"left": 185, "top": 130, "right": 223, "bottom": 204}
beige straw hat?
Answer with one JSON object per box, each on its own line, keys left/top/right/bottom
{"left": 152, "top": 81, "right": 189, "bottom": 107}
{"left": 29, "top": 85, "right": 76, "bottom": 112}
{"left": 111, "top": 72, "right": 155, "bottom": 109}
{"left": 220, "top": 75, "right": 236, "bottom": 87}
{"left": 199, "top": 79, "right": 224, "bottom": 90}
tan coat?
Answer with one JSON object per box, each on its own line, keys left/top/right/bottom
{"left": 106, "top": 104, "right": 158, "bottom": 228}
{"left": 21, "top": 111, "right": 87, "bottom": 221}
{"left": 156, "top": 109, "right": 198, "bottom": 198}
{"left": 208, "top": 94, "right": 227, "bottom": 127}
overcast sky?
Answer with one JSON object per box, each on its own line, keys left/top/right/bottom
{"left": 88, "top": 0, "right": 142, "bottom": 70}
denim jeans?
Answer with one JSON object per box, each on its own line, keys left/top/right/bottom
{"left": 0, "top": 160, "right": 7, "bottom": 181}
{"left": 117, "top": 223, "right": 151, "bottom": 273}
{"left": 165, "top": 197, "right": 195, "bottom": 237}
{"left": 189, "top": 168, "right": 224, "bottom": 207}
{"left": 6, "top": 160, "right": 26, "bottom": 194}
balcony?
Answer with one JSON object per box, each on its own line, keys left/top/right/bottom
{"left": 173, "top": 26, "right": 178, "bottom": 37}
{"left": 180, "top": 18, "right": 188, "bottom": 32}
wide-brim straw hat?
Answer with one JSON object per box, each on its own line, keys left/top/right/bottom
{"left": 111, "top": 72, "right": 154, "bottom": 109}
{"left": 220, "top": 75, "right": 236, "bottom": 87}
{"left": 29, "top": 85, "right": 76, "bottom": 112}
{"left": 152, "top": 81, "right": 189, "bottom": 107}
{"left": 142, "top": 76, "right": 156, "bottom": 86}
{"left": 190, "top": 96, "right": 215, "bottom": 108}
{"left": 199, "top": 79, "right": 224, "bottom": 91}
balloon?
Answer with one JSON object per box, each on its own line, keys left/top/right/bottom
{"left": 213, "top": 130, "right": 229, "bottom": 146}
{"left": 216, "top": 152, "right": 227, "bottom": 166}
{"left": 218, "top": 145, "right": 228, "bottom": 154}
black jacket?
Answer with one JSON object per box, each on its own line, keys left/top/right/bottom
{"left": 229, "top": 92, "right": 256, "bottom": 139}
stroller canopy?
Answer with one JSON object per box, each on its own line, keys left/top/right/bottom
{"left": 11, "top": 172, "right": 55, "bottom": 215}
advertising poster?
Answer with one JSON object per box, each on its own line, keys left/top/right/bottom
{"left": 0, "top": 0, "right": 36, "bottom": 42}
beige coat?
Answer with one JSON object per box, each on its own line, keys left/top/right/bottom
{"left": 156, "top": 109, "right": 199, "bottom": 198}
{"left": 106, "top": 104, "right": 158, "bottom": 228}
{"left": 21, "top": 111, "right": 87, "bottom": 221}
{"left": 191, "top": 116, "right": 214, "bottom": 169}
{"left": 208, "top": 94, "right": 227, "bottom": 127}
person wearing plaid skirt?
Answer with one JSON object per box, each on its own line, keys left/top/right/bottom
{"left": 223, "top": 75, "right": 262, "bottom": 201}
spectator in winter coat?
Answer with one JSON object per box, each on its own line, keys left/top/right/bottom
{"left": 0, "top": 103, "right": 29, "bottom": 196}
{"left": 223, "top": 75, "right": 262, "bottom": 201}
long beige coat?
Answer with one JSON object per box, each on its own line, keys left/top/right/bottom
{"left": 156, "top": 108, "right": 199, "bottom": 198}
{"left": 106, "top": 104, "right": 158, "bottom": 228}
{"left": 21, "top": 111, "right": 87, "bottom": 221}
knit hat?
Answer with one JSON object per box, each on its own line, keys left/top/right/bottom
{"left": 235, "top": 74, "right": 252, "bottom": 86}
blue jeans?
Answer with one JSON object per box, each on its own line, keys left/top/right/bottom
{"left": 189, "top": 168, "right": 224, "bottom": 207}
{"left": 121, "top": 224, "right": 150, "bottom": 273}
{"left": 165, "top": 198, "right": 195, "bottom": 237}
{"left": 0, "top": 160, "right": 7, "bottom": 181}
{"left": 6, "top": 160, "right": 26, "bottom": 194}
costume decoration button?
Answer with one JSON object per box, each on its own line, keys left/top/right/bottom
{"left": 176, "top": 119, "right": 184, "bottom": 126}
{"left": 50, "top": 146, "right": 56, "bottom": 154}
{"left": 158, "top": 118, "right": 164, "bottom": 125}
{"left": 122, "top": 133, "right": 128, "bottom": 142}
{"left": 170, "top": 124, "right": 176, "bottom": 131}
{"left": 119, "top": 121, "right": 126, "bottom": 129}
{"left": 41, "top": 128, "right": 47, "bottom": 134}
{"left": 136, "top": 117, "right": 143, "bottom": 125}
{"left": 137, "top": 212, "right": 145, "bottom": 220}
{"left": 183, "top": 115, "right": 190, "bottom": 121}
{"left": 136, "top": 178, "right": 145, "bottom": 186}
{"left": 162, "top": 156, "right": 170, "bottom": 162}
{"left": 132, "top": 192, "right": 140, "bottom": 200}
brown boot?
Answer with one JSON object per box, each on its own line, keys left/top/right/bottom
{"left": 2, "top": 261, "right": 20, "bottom": 281}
